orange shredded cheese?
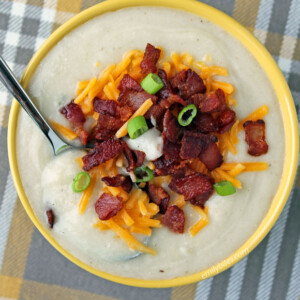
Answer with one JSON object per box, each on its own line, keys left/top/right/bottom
{"left": 190, "top": 206, "right": 209, "bottom": 237}
{"left": 74, "top": 77, "right": 97, "bottom": 104}
{"left": 103, "top": 219, "right": 156, "bottom": 255}
{"left": 212, "top": 168, "right": 242, "bottom": 189}
{"left": 50, "top": 121, "right": 77, "bottom": 140}
{"left": 220, "top": 162, "right": 269, "bottom": 172}
{"left": 239, "top": 105, "right": 269, "bottom": 130}
{"left": 211, "top": 80, "right": 234, "bottom": 94}
{"left": 115, "top": 98, "right": 153, "bottom": 138}
{"left": 78, "top": 175, "right": 97, "bottom": 214}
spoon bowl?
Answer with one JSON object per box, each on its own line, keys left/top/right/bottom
{"left": 0, "top": 55, "right": 90, "bottom": 154}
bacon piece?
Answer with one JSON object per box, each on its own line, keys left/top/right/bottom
{"left": 118, "top": 74, "right": 143, "bottom": 92}
{"left": 60, "top": 100, "right": 88, "bottom": 145}
{"left": 200, "top": 91, "right": 226, "bottom": 113}
{"left": 162, "top": 205, "right": 185, "bottom": 233}
{"left": 140, "top": 43, "right": 161, "bottom": 75}
{"left": 163, "top": 110, "right": 182, "bottom": 143}
{"left": 133, "top": 150, "right": 145, "bottom": 167}
{"left": 118, "top": 90, "right": 157, "bottom": 112}
{"left": 170, "top": 69, "right": 206, "bottom": 99}
{"left": 165, "top": 94, "right": 186, "bottom": 107}
{"left": 145, "top": 103, "right": 166, "bottom": 128}
{"left": 82, "top": 138, "right": 123, "bottom": 171}
{"left": 243, "top": 120, "right": 268, "bottom": 156}
{"left": 121, "top": 142, "right": 145, "bottom": 171}
{"left": 162, "top": 136, "right": 181, "bottom": 160}
{"left": 180, "top": 131, "right": 217, "bottom": 159}
{"left": 118, "top": 105, "right": 133, "bottom": 122}
{"left": 218, "top": 108, "right": 236, "bottom": 133}
{"left": 154, "top": 156, "right": 194, "bottom": 177}
{"left": 148, "top": 184, "right": 170, "bottom": 214}
{"left": 169, "top": 173, "right": 214, "bottom": 206}
{"left": 91, "top": 113, "right": 123, "bottom": 141}
{"left": 46, "top": 209, "right": 54, "bottom": 229}
{"left": 194, "top": 113, "right": 218, "bottom": 133}
{"left": 60, "top": 101, "right": 86, "bottom": 125}
{"left": 187, "top": 93, "right": 205, "bottom": 107}
{"left": 95, "top": 193, "right": 123, "bottom": 220}
{"left": 93, "top": 98, "right": 118, "bottom": 116}
{"left": 157, "top": 69, "right": 173, "bottom": 99}
{"left": 121, "top": 141, "right": 136, "bottom": 171}
{"left": 101, "top": 175, "right": 132, "bottom": 193}
{"left": 199, "top": 142, "right": 223, "bottom": 171}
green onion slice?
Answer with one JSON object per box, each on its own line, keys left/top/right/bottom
{"left": 178, "top": 104, "right": 197, "bottom": 126}
{"left": 127, "top": 116, "right": 149, "bottom": 139}
{"left": 213, "top": 181, "right": 236, "bottom": 196}
{"left": 72, "top": 172, "right": 91, "bottom": 193}
{"left": 141, "top": 73, "right": 164, "bottom": 94}
{"left": 134, "top": 166, "right": 154, "bottom": 183}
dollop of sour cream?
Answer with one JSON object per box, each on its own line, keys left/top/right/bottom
{"left": 124, "top": 127, "right": 163, "bottom": 161}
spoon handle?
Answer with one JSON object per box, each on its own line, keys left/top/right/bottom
{"left": 0, "top": 56, "right": 67, "bottom": 153}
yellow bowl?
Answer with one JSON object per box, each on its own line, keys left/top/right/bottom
{"left": 8, "top": 0, "right": 299, "bottom": 288}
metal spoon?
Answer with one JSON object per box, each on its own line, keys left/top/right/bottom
{"left": 0, "top": 55, "right": 90, "bottom": 154}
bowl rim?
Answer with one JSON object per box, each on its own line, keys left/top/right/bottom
{"left": 7, "top": 0, "right": 299, "bottom": 288}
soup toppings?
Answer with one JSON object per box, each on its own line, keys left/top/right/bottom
{"left": 51, "top": 43, "right": 270, "bottom": 255}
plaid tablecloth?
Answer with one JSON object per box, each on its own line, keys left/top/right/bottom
{"left": 0, "top": 0, "right": 299, "bottom": 299}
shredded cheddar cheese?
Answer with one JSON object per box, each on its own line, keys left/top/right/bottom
{"left": 190, "top": 206, "right": 209, "bottom": 237}
{"left": 78, "top": 175, "right": 97, "bottom": 214}
{"left": 239, "top": 105, "right": 269, "bottom": 130}
{"left": 50, "top": 121, "right": 77, "bottom": 140}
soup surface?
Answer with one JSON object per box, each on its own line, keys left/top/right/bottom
{"left": 16, "top": 6, "right": 284, "bottom": 279}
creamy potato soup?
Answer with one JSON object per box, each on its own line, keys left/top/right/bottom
{"left": 16, "top": 7, "right": 284, "bottom": 279}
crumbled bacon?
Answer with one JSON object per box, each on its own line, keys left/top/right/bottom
{"left": 118, "top": 74, "right": 143, "bottom": 92}
{"left": 148, "top": 184, "right": 170, "bottom": 214}
{"left": 162, "top": 205, "right": 185, "bottom": 233}
{"left": 91, "top": 113, "right": 123, "bottom": 142}
{"left": 199, "top": 142, "right": 223, "bottom": 171}
{"left": 46, "top": 209, "right": 54, "bottom": 229}
{"left": 60, "top": 100, "right": 86, "bottom": 125}
{"left": 200, "top": 90, "right": 226, "bottom": 113}
{"left": 118, "top": 105, "right": 133, "bottom": 122}
{"left": 95, "top": 193, "right": 123, "bottom": 220}
{"left": 169, "top": 173, "right": 214, "bottom": 206}
{"left": 180, "top": 131, "right": 217, "bottom": 159}
{"left": 144, "top": 103, "right": 166, "bottom": 128}
{"left": 82, "top": 138, "right": 123, "bottom": 171}
{"left": 170, "top": 69, "right": 206, "bottom": 99}
{"left": 162, "top": 110, "right": 182, "bottom": 143}
{"left": 243, "top": 120, "right": 268, "bottom": 156}
{"left": 121, "top": 142, "right": 146, "bottom": 171}
{"left": 140, "top": 43, "right": 161, "bottom": 75}
{"left": 93, "top": 98, "right": 118, "bottom": 116}
{"left": 121, "top": 141, "right": 136, "bottom": 171}
{"left": 118, "top": 90, "right": 157, "bottom": 112}
{"left": 218, "top": 108, "right": 236, "bottom": 133}
{"left": 101, "top": 175, "right": 132, "bottom": 193}
{"left": 60, "top": 100, "right": 88, "bottom": 145}
{"left": 157, "top": 69, "right": 173, "bottom": 99}
{"left": 162, "top": 136, "right": 181, "bottom": 160}
{"left": 154, "top": 157, "right": 193, "bottom": 177}
{"left": 194, "top": 113, "right": 218, "bottom": 133}
{"left": 133, "top": 150, "right": 146, "bottom": 167}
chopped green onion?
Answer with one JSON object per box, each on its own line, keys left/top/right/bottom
{"left": 178, "top": 104, "right": 197, "bottom": 126}
{"left": 134, "top": 166, "right": 154, "bottom": 183}
{"left": 127, "top": 116, "right": 149, "bottom": 139}
{"left": 72, "top": 172, "right": 90, "bottom": 192}
{"left": 213, "top": 181, "right": 236, "bottom": 196}
{"left": 141, "top": 73, "right": 164, "bottom": 94}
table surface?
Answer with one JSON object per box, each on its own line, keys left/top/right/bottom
{"left": 0, "top": 0, "right": 299, "bottom": 299}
